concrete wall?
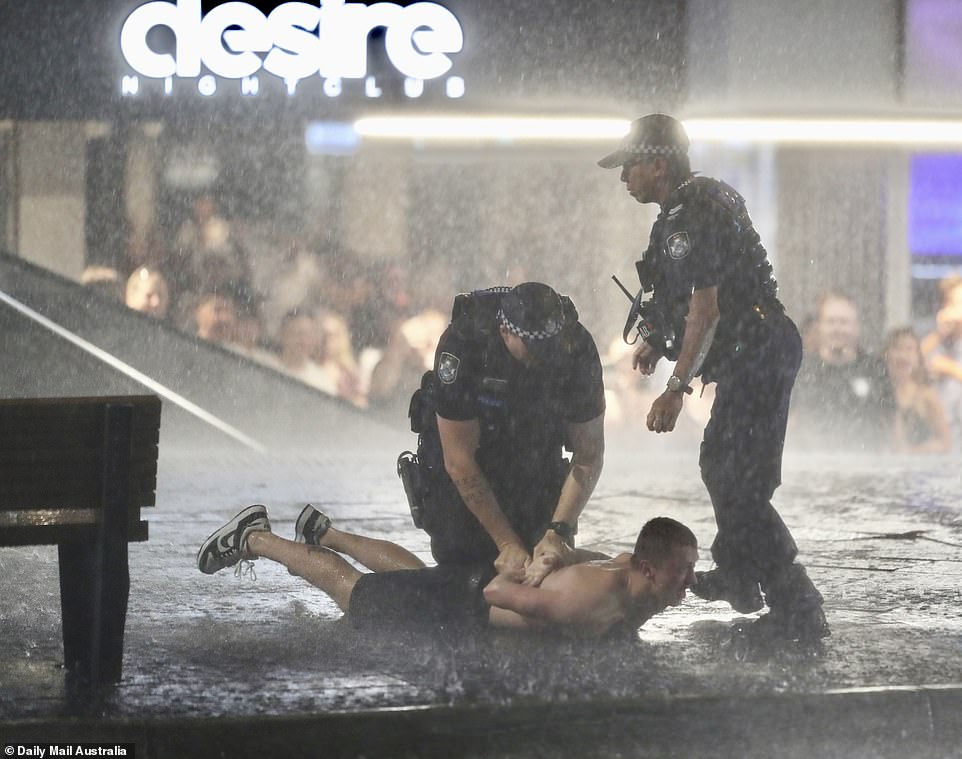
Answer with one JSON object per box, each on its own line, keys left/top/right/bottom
{"left": 0, "top": 123, "right": 13, "bottom": 251}
{"left": 773, "top": 149, "right": 893, "bottom": 345}
{"left": 14, "top": 122, "right": 86, "bottom": 280}
{"left": 684, "top": 0, "right": 914, "bottom": 342}
{"left": 686, "top": 0, "right": 901, "bottom": 115}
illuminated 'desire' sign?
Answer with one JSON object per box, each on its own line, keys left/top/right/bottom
{"left": 120, "top": 0, "right": 465, "bottom": 99}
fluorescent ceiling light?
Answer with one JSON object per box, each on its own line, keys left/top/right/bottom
{"left": 353, "top": 115, "right": 962, "bottom": 147}
{"left": 685, "top": 118, "right": 962, "bottom": 146}
{"left": 305, "top": 121, "right": 360, "bottom": 155}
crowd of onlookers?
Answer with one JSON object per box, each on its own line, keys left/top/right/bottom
{"left": 599, "top": 281, "right": 962, "bottom": 456}
{"left": 81, "top": 193, "right": 962, "bottom": 455}
{"left": 789, "top": 284, "right": 961, "bottom": 454}
{"left": 81, "top": 193, "right": 452, "bottom": 415}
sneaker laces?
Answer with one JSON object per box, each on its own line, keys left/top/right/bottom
{"left": 234, "top": 559, "right": 258, "bottom": 580}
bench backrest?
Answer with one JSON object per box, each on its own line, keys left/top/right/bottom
{"left": 0, "top": 395, "right": 161, "bottom": 546}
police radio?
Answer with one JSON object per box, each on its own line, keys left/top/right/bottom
{"left": 611, "top": 275, "right": 680, "bottom": 361}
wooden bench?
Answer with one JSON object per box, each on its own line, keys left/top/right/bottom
{"left": 0, "top": 395, "right": 161, "bottom": 686}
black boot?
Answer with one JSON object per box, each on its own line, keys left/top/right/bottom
{"left": 692, "top": 568, "right": 764, "bottom": 614}
{"left": 755, "top": 563, "right": 829, "bottom": 642}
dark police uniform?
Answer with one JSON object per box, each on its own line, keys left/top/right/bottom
{"left": 638, "top": 176, "right": 812, "bottom": 602}
{"left": 412, "top": 288, "right": 605, "bottom": 567}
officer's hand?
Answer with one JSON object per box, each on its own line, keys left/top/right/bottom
{"left": 523, "top": 533, "right": 573, "bottom": 586}
{"left": 494, "top": 542, "right": 531, "bottom": 578}
{"left": 632, "top": 342, "right": 661, "bottom": 375}
{"left": 647, "top": 390, "right": 684, "bottom": 433}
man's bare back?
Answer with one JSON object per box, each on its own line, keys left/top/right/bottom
{"left": 484, "top": 545, "right": 697, "bottom": 639}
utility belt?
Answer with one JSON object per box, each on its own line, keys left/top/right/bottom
{"left": 396, "top": 451, "right": 426, "bottom": 528}
{"left": 726, "top": 297, "right": 785, "bottom": 337}
{"left": 398, "top": 370, "right": 495, "bottom": 533}
{"left": 701, "top": 298, "right": 788, "bottom": 382}
{"left": 750, "top": 298, "right": 785, "bottom": 320}
{"left": 397, "top": 371, "right": 442, "bottom": 530}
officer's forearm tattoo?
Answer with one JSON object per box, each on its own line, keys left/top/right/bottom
{"left": 454, "top": 473, "right": 507, "bottom": 532}
{"left": 454, "top": 473, "right": 493, "bottom": 510}
{"left": 456, "top": 473, "right": 517, "bottom": 547}
{"left": 572, "top": 462, "right": 602, "bottom": 496}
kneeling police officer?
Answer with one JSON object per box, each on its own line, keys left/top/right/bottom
{"left": 404, "top": 282, "right": 605, "bottom": 585}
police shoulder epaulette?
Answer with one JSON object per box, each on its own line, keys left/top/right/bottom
{"left": 560, "top": 294, "right": 579, "bottom": 325}
{"left": 702, "top": 178, "right": 746, "bottom": 216}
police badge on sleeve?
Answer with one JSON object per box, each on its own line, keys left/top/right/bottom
{"left": 438, "top": 352, "right": 461, "bottom": 384}
{"left": 666, "top": 231, "right": 691, "bottom": 260}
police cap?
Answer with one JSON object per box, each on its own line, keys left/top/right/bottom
{"left": 499, "top": 282, "right": 568, "bottom": 361}
{"left": 597, "top": 113, "right": 689, "bottom": 169}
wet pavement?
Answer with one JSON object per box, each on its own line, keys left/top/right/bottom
{"left": 2, "top": 437, "right": 961, "bottom": 758}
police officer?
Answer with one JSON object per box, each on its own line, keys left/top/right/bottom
{"left": 598, "top": 114, "right": 828, "bottom": 642}
{"left": 410, "top": 282, "right": 605, "bottom": 585}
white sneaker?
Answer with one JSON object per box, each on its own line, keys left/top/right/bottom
{"left": 197, "top": 505, "right": 271, "bottom": 574}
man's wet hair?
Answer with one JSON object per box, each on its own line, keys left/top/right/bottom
{"left": 631, "top": 517, "right": 697, "bottom": 566}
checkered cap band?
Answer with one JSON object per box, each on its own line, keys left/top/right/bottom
{"left": 624, "top": 143, "right": 687, "bottom": 157}
{"left": 598, "top": 115, "right": 690, "bottom": 168}
{"left": 498, "top": 308, "right": 563, "bottom": 341}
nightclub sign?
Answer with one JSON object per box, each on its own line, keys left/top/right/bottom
{"left": 119, "top": 0, "right": 465, "bottom": 99}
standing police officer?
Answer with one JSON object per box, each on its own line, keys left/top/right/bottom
{"left": 408, "top": 282, "right": 606, "bottom": 585}
{"left": 598, "top": 114, "right": 828, "bottom": 642}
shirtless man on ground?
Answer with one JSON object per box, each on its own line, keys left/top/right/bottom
{"left": 197, "top": 505, "right": 697, "bottom": 639}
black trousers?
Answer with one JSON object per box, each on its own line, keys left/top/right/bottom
{"left": 699, "top": 311, "right": 802, "bottom": 585}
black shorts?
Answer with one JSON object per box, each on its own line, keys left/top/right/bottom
{"left": 346, "top": 565, "right": 494, "bottom": 632}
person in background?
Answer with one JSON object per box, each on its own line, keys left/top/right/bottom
{"left": 322, "top": 252, "right": 380, "bottom": 350}
{"left": 883, "top": 327, "right": 951, "bottom": 454}
{"left": 267, "top": 310, "right": 335, "bottom": 395}
{"left": 603, "top": 337, "right": 714, "bottom": 444}
{"left": 125, "top": 266, "right": 170, "bottom": 320}
{"left": 602, "top": 339, "right": 663, "bottom": 433}
{"left": 314, "top": 309, "right": 367, "bottom": 408}
{"left": 921, "top": 274, "right": 962, "bottom": 451}
{"left": 791, "top": 291, "right": 894, "bottom": 450}
{"left": 367, "top": 307, "right": 448, "bottom": 413}
{"left": 192, "top": 290, "right": 238, "bottom": 345}
{"left": 173, "top": 193, "right": 250, "bottom": 296}
{"left": 228, "top": 296, "right": 276, "bottom": 366}
{"left": 259, "top": 235, "right": 328, "bottom": 341}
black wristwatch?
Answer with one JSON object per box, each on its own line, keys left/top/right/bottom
{"left": 546, "top": 521, "right": 575, "bottom": 546}
{"left": 666, "top": 375, "right": 693, "bottom": 395}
